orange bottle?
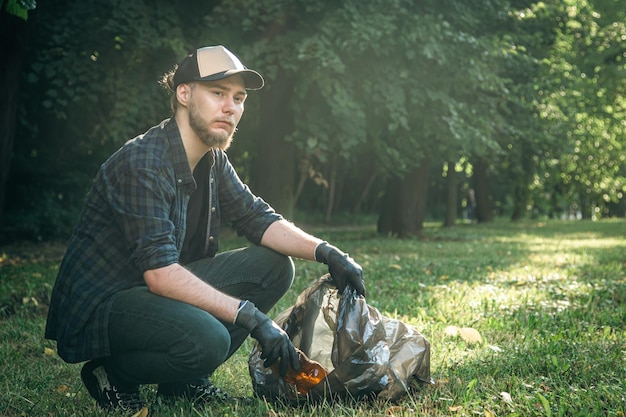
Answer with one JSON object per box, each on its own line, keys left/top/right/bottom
{"left": 274, "top": 348, "right": 328, "bottom": 395}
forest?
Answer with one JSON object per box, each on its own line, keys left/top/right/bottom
{"left": 1, "top": 0, "right": 625, "bottom": 241}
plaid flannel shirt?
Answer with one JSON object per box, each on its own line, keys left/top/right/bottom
{"left": 45, "top": 118, "right": 281, "bottom": 363}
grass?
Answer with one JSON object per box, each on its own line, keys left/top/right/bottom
{"left": 1, "top": 219, "right": 625, "bottom": 416}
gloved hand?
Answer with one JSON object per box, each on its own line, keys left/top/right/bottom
{"left": 234, "top": 300, "right": 300, "bottom": 377}
{"left": 315, "top": 241, "right": 366, "bottom": 297}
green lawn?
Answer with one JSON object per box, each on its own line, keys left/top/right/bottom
{"left": 1, "top": 219, "right": 625, "bottom": 416}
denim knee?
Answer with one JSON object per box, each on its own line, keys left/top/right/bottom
{"left": 262, "top": 248, "right": 295, "bottom": 293}
{"left": 176, "top": 317, "right": 231, "bottom": 376}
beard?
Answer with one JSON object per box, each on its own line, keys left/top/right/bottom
{"left": 187, "top": 99, "right": 235, "bottom": 151}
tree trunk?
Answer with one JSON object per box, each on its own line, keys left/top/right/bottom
{"left": 332, "top": 162, "right": 344, "bottom": 215}
{"left": 255, "top": 70, "right": 295, "bottom": 217}
{"left": 510, "top": 182, "right": 527, "bottom": 221}
{"left": 353, "top": 168, "right": 378, "bottom": 213}
{"left": 377, "top": 159, "right": 431, "bottom": 237}
{"left": 579, "top": 192, "right": 592, "bottom": 220}
{"left": 510, "top": 142, "right": 533, "bottom": 221}
{"left": 413, "top": 160, "right": 431, "bottom": 233}
{"left": 377, "top": 178, "right": 397, "bottom": 236}
{"left": 443, "top": 161, "right": 458, "bottom": 227}
{"left": 293, "top": 155, "right": 309, "bottom": 208}
{"left": 324, "top": 155, "right": 338, "bottom": 222}
{"left": 472, "top": 158, "right": 493, "bottom": 223}
{"left": 0, "top": 11, "right": 31, "bottom": 228}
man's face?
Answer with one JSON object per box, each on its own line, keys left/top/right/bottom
{"left": 185, "top": 75, "right": 247, "bottom": 151}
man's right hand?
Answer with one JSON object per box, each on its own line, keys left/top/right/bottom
{"left": 234, "top": 301, "right": 300, "bottom": 377}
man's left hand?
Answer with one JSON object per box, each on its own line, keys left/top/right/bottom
{"left": 315, "top": 242, "right": 366, "bottom": 297}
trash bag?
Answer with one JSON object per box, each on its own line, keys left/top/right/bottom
{"left": 248, "top": 275, "right": 431, "bottom": 402}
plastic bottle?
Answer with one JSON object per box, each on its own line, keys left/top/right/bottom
{"left": 274, "top": 348, "right": 328, "bottom": 395}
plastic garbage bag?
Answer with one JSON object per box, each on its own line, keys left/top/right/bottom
{"left": 248, "top": 275, "right": 431, "bottom": 402}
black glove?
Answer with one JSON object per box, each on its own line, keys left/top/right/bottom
{"left": 315, "top": 241, "right": 366, "bottom": 297}
{"left": 234, "top": 301, "right": 300, "bottom": 377}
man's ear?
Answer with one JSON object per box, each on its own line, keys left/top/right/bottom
{"left": 176, "top": 83, "right": 190, "bottom": 107}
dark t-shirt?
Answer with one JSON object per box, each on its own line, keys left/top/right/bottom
{"left": 180, "top": 153, "right": 210, "bottom": 265}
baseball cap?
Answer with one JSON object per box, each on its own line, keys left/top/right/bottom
{"left": 173, "top": 45, "right": 264, "bottom": 90}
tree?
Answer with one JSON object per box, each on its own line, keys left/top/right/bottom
{"left": 208, "top": 0, "right": 521, "bottom": 234}
{"left": 0, "top": 0, "right": 36, "bottom": 229}
{"left": 3, "top": 0, "right": 215, "bottom": 238}
{"left": 527, "top": 0, "right": 626, "bottom": 219}
{"left": 4, "top": 0, "right": 625, "bottom": 241}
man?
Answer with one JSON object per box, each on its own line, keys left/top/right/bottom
{"left": 45, "top": 45, "right": 366, "bottom": 412}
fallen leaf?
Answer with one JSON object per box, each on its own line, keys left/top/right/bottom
{"left": 484, "top": 410, "right": 495, "bottom": 417}
{"left": 444, "top": 326, "right": 483, "bottom": 344}
{"left": 385, "top": 406, "right": 404, "bottom": 415}
{"left": 444, "top": 326, "right": 459, "bottom": 337}
{"left": 131, "top": 407, "right": 149, "bottom": 417}
{"left": 500, "top": 391, "right": 513, "bottom": 403}
{"left": 448, "top": 405, "right": 463, "bottom": 412}
{"left": 540, "top": 383, "right": 551, "bottom": 393}
{"left": 55, "top": 384, "right": 70, "bottom": 393}
{"left": 433, "top": 378, "right": 449, "bottom": 387}
{"left": 44, "top": 347, "right": 55, "bottom": 356}
{"left": 458, "top": 327, "right": 483, "bottom": 344}
{"left": 389, "top": 264, "right": 402, "bottom": 270}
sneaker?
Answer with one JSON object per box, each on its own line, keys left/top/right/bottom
{"left": 158, "top": 380, "right": 231, "bottom": 404}
{"left": 81, "top": 359, "right": 144, "bottom": 412}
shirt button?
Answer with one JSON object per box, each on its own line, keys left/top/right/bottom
{"left": 211, "top": 207, "right": 216, "bottom": 212}
{"left": 208, "top": 236, "right": 214, "bottom": 241}
{"left": 177, "top": 179, "right": 182, "bottom": 184}
{"left": 209, "top": 177, "right": 214, "bottom": 184}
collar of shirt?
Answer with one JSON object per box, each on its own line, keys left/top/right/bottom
{"left": 164, "top": 118, "right": 196, "bottom": 189}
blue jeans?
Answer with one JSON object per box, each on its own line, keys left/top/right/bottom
{"left": 103, "top": 246, "right": 294, "bottom": 390}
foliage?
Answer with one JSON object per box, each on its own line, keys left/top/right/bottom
{"left": 2, "top": 0, "right": 625, "bottom": 240}
{"left": 526, "top": 0, "right": 626, "bottom": 217}
{"left": 5, "top": 0, "right": 208, "bottom": 239}
{"left": 2, "top": 0, "right": 36, "bottom": 20}
{"left": 1, "top": 219, "right": 625, "bottom": 415}
{"left": 202, "top": 0, "right": 523, "bottom": 226}
{"left": 206, "top": 0, "right": 514, "bottom": 173}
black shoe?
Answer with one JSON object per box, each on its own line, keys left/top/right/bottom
{"left": 81, "top": 359, "right": 144, "bottom": 412}
{"left": 158, "top": 380, "right": 231, "bottom": 404}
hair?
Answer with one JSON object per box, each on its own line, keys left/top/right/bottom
{"left": 159, "top": 65, "right": 179, "bottom": 113}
